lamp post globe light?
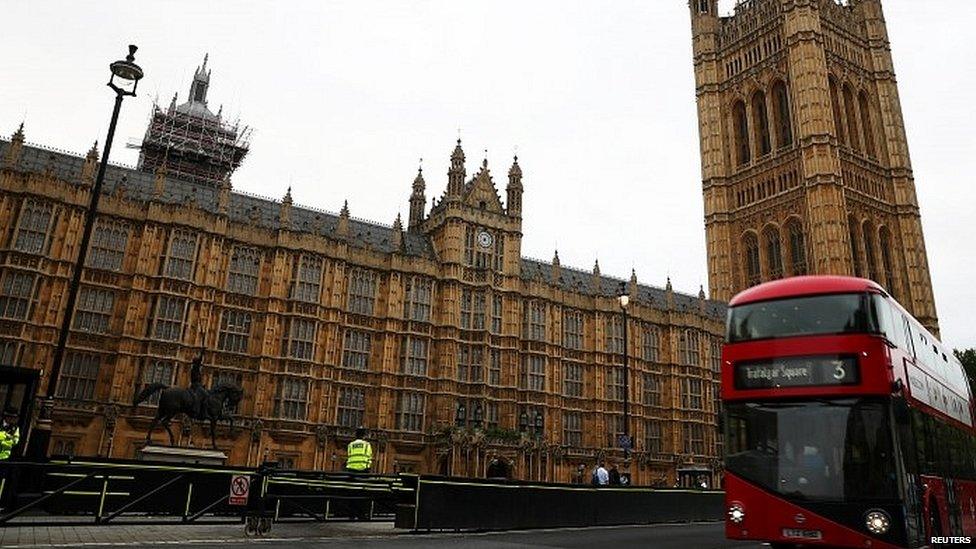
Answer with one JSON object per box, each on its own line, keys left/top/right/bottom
{"left": 618, "top": 285, "right": 632, "bottom": 460}
{"left": 36, "top": 46, "right": 143, "bottom": 456}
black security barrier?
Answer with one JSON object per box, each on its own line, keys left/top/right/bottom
{"left": 0, "top": 458, "right": 410, "bottom": 527}
{"left": 396, "top": 475, "right": 723, "bottom": 531}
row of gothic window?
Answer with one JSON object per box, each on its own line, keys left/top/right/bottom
{"left": 848, "top": 217, "right": 897, "bottom": 295}
{"left": 741, "top": 219, "right": 808, "bottom": 286}
{"left": 829, "top": 77, "right": 878, "bottom": 158}
{"left": 732, "top": 80, "right": 794, "bottom": 166}
{"left": 732, "top": 79, "right": 880, "bottom": 167}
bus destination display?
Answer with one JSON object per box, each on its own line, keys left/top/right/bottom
{"left": 734, "top": 355, "right": 858, "bottom": 389}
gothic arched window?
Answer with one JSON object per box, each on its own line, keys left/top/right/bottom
{"left": 786, "top": 220, "right": 807, "bottom": 275}
{"left": 752, "top": 91, "right": 771, "bottom": 156}
{"left": 772, "top": 81, "right": 793, "bottom": 148}
{"left": 764, "top": 226, "right": 783, "bottom": 279}
{"left": 849, "top": 217, "right": 862, "bottom": 277}
{"left": 858, "top": 91, "right": 876, "bottom": 158}
{"left": 879, "top": 227, "right": 895, "bottom": 296}
{"left": 743, "top": 233, "right": 761, "bottom": 287}
{"left": 843, "top": 83, "right": 861, "bottom": 152}
{"left": 830, "top": 77, "right": 846, "bottom": 146}
{"left": 733, "top": 100, "right": 750, "bottom": 166}
{"left": 862, "top": 220, "right": 878, "bottom": 282}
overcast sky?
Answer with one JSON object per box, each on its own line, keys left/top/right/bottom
{"left": 2, "top": 1, "right": 973, "bottom": 348}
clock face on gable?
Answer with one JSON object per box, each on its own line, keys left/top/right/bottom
{"left": 477, "top": 230, "right": 494, "bottom": 249}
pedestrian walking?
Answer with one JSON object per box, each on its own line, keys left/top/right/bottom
{"left": 591, "top": 461, "right": 609, "bottom": 486}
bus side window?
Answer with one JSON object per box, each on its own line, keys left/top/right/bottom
{"left": 874, "top": 296, "right": 897, "bottom": 343}
{"left": 902, "top": 316, "right": 916, "bottom": 359}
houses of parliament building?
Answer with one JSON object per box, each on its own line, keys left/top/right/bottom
{"left": 0, "top": 59, "right": 724, "bottom": 485}
{"left": 0, "top": 0, "right": 940, "bottom": 487}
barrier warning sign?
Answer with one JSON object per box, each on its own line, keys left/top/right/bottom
{"left": 229, "top": 474, "right": 250, "bottom": 506}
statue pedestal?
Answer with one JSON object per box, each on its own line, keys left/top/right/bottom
{"left": 138, "top": 445, "right": 227, "bottom": 466}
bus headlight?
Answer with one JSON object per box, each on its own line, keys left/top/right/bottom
{"left": 865, "top": 510, "right": 890, "bottom": 534}
{"left": 728, "top": 502, "right": 745, "bottom": 524}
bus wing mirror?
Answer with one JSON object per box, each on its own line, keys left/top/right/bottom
{"left": 893, "top": 398, "right": 909, "bottom": 425}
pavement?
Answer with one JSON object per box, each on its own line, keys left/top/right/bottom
{"left": 0, "top": 521, "right": 757, "bottom": 549}
{"left": 0, "top": 520, "right": 396, "bottom": 548}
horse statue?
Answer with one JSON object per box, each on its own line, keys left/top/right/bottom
{"left": 134, "top": 381, "right": 243, "bottom": 450}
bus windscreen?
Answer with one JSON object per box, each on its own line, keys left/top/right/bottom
{"left": 727, "top": 293, "right": 877, "bottom": 343}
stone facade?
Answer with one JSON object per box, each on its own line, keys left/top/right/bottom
{"left": 689, "top": 0, "right": 939, "bottom": 335}
{"left": 0, "top": 108, "right": 724, "bottom": 484}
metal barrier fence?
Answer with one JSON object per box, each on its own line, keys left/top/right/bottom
{"left": 0, "top": 458, "right": 410, "bottom": 528}
{"left": 396, "top": 475, "right": 724, "bottom": 531}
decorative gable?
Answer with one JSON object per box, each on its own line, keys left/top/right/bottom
{"left": 461, "top": 166, "right": 505, "bottom": 213}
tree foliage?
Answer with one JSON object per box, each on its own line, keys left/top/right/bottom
{"left": 954, "top": 348, "right": 976, "bottom": 396}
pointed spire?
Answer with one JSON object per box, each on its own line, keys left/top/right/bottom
{"left": 666, "top": 277, "right": 674, "bottom": 310}
{"left": 392, "top": 213, "right": 404, "bottom": 251}
{"left": 698, "top": 284, "right": 706, "bottom": 300}
{"left": 629, "top": 268, "right": 638, "bottom": 298}
{"left": 279, "top": 186, "right": 293, "bottom": 227}
{"left": 81, "top": 141, "right": 99, "bottom": 184}
{"left": 507, "top": 154, "right": 523, "bottom": 217}
{"left": 551, "top": 250, "right": 561, "bottom": 282}
{"left": 152, "top": 164, "right": 167, "bottom": 199}
{"left": 189, "top": 53, "right": 211, "bottom": 104}
{"left": 447, "top": 138, "right": 466, "bottom": 198}
{"left": 217, "top": 175, "right": 231, "bottom": 215}
{"left": 413, "top": 163, "right": 425, "bottom": 190}
{"left": 336, "top": 200, "right": 350, "bottom": 237}
{"left": 4, "top": 123, "right": 24, "bottom": 168}
{"left": 409, "top": 162, "right": 426, "bottom": 231}
{"left": 589, "top": 259, "right": 601, "bottom": 293}
{"left": 168, "top": 92, "right": 177, "bottom": 112}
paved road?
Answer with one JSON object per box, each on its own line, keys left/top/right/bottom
{"left": 1, "top": 521, "right": 758, "bottom": 549}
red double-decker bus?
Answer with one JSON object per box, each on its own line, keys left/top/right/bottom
{"left": 722, "top": 276, "right": 974, "bottom": 548}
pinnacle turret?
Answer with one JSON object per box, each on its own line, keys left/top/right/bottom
{"left": 447, "top": 138, "right": 465, "bottom": 197}
{"left": 506, "top": 155, "right": 523, "bottom": 217}
{"left": 409, "top": 164, "right": 426, "bottom": 230}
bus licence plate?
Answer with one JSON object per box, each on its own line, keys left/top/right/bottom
{"left": 782, "top": 528, "right": 822, "bottom": 540}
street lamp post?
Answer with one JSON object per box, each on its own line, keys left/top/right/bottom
{"left": 618, "top": 289, "right": 631, "bottom": 459}
{"left": 37, "top": 46, "right": 143, "bottom": 454}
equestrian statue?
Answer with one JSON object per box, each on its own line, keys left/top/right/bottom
{"left": 133, "top": 349, "right": 243, "bottom": 450}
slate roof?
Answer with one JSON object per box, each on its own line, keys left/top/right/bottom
{"left": 1, "top": 138, "right": 726, "bottom": 319}
{"left": 520, "top": 258, "right": 726, "bottom": 320}
{"left": 1, "top": 139, "right": 434, "bottom": 258}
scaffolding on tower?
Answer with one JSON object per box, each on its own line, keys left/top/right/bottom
{"left": 133, "top": 55, "right": 251, "bottom": 188}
